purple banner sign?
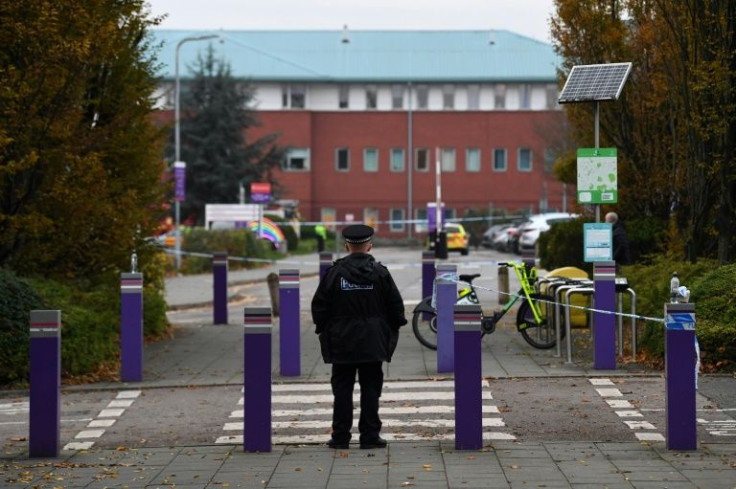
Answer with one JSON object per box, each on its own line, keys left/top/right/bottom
{"left": 174, "top": 161, "right": 186, "bottom": 202}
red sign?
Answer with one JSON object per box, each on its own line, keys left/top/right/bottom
{"left": 250, "top": 182, "right": 271, "bottom": 203}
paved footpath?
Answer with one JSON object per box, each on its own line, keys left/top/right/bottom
{"left": 1, "top": 250, "right": 735, "bottom": 488}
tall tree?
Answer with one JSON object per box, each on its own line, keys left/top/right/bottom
{"left": 177, "top": 46, "right": 287, "bottom": 225}
{"left": 551, "top": 0, "right": 736, "bottom": 262}
{"left": 0, "top": 0, "right": 166, "bottom": 276}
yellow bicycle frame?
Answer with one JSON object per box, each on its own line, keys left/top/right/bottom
{"left": 509, "top": 262, "right": 543, "bottom": 324}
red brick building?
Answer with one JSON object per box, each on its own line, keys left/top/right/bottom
{"left": 153, "top": 29, "right": 570, "bottom": 238}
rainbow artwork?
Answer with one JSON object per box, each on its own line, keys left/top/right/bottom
{"left": 247, "top": 217, "right": 286, "bottom": 247}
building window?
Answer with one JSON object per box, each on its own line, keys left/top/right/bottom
{"left": 282, "top": 84, "right": 306, "bottom": 109}
{"left": 415, "top": 148, "right": 430, "bottom": 172}
{"left": 390, "top": 208, "right": 405, "bottom": 232}
{"left": 339, "top": 85, "right": 349, "bottom": 109}
{"left": 391, "top": 85, "right": 404, "bottom": 109}
{"left": 390, "top": 148, "right": 405, "bottom": 172}
{"left": 364, "top": 208, "right": 379, "bottom": 231}
{"left": 493, "top": 148, "right": 507, "bottom": 172}
{"left": 283, "top": 148, "right": 310, "bottom": 171}
{"left": 366, "top": 85, "right": 378, "bottom": 109}
{"left": 364, "top": 148, "right": 378, "bottom": 172}
{"left": 416, "top": 85, "right": 429, "bottom": 109}
{"left": 467, "top": 85, "right": 480, "bottom": 110}
{"left": 544, "top": 148, "right": 556, "bottom": 172}
{"left": 443, "top": 85, "right": 455, "bottom": 110}
{"left": 466, "top": 148, "right": 481, "bottom": 172}
{"left": 494, "top": 84, "right": 506, "bottom": 109}
{"left": 518, "top": 148, "right": 532, "bottom": 172}
{"left": 520, "top": 84, "right": 531, "bottom": 109}
{"left": 415, "top": 208, "right": 428, "bottom": 234}
{"left": 546, "top": 84, "right": 559, "bottom": 109}
{"left": 440, "top": 148, "right": 456, "bottom": 172}
{"left": 335, "top": 148, "right": 350, "bottom": 171}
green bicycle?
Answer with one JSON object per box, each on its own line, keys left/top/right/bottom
{"left": 411, "top": 261, "right": 562, "bottom": 350}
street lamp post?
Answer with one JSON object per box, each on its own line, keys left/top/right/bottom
{"left": 174, "top": 34, "right": 218, "bottom": 272}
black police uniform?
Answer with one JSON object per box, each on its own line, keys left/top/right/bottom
{"left": 311, "top": 225, "right": 407, "bottom": 448}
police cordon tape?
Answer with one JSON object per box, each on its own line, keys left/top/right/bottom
{"left": 164, "top": 249, "right": 665, "bottom": 325}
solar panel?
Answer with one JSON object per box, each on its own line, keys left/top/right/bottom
{"left": 558, "top": 62, "right": 632, "bottom": 103}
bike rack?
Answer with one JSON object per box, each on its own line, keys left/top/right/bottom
{"left": 551, "top": 280, "right": 593, "bottom": 358}
{"left": 560, "top": 286, "right": 638, "bottom": 364}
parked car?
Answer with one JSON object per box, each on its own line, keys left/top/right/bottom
{"left": 482, "top": 221, "right": 523, "bottom": 252}
{"left": 427, "top": 223, "right": 469, "bottom": 255}
{"left": 516, "top": 212, "right": 579, "bottom": 254}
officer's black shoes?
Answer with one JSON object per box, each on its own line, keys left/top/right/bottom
{"left": 327, "top": 438, "right": 350, "bottom": 449}
{"left": 359, "top": 436, "right": 387, "bottom": 449}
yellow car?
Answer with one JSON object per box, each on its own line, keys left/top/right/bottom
{"left": 427, "top": 223, "right": 470, "bottom": 255}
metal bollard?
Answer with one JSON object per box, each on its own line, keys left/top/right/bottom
{"left": 454, "top": 304, "right": 483, "bottom": 450}
{"left": 29, "top": 310, "right": 61, "bottom": 458}
{"left": 213, "top": 252, "right": 228, "bottom": 325}
{"left": 243, "top": 307, "right": 272, "bottom": 452}
{"left": 497, "top": 265, "right": 509, "bottom": 305}
{"left": 120, "top": 272, "right": 143, "bottom": 382}
{"left": 593, "top": 261, "right": 616, "bottom": 369}
{"left": 664, "top": 302, "right": 697, "bottom": 450}
{"left": 278, "top": 269, "right": 300, "bottom": 377}
{"left": 319, "top": 252, "right": 332, "bottom": 281}
{"left": 436, "top": 263, "right": 457, "bottom": 373}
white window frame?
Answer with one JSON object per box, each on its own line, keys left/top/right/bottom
{"left": 442, "top": 84, "right": 455, "bottom": 110}
{"left": 283, "top": 148, "right": 311, "bottom": 171}
{"left": 415, "top": 148, "right": 430, "bottom": 172}
{"left": 390, "top": 148, "right": 405, "bottom": 172}
{"left": 391, "top": 85, "right": 404, "bottom": 109}
{"left": 364, "top": 208, "right": 379, "bottom": 231}
{"left": 282, "top": 84, "right": 306, "bottom": 109}
{"left": 467, "top": 85, "right": 480, "bottom": 110}
{"left": 465, "top": 148, "right": 481, "bottom": 172}
{"left": 389, "top": 208, "right": 405, "bottom": 232}
{"left": 520, "top": 84, "right": 532, "bottom": 109}
{"left": 415, "top": 208, "right": 428, "bottom": 234}
{"left": 493, "top": 148, "right": 507, "bottom": 172}
{"left": 363, "top": 148, "right": 379, "bottom": 172}
{"left": 494, "top": 84, "right": 506, "bottom": 110}
{"left": 518, "top": 148, "right": 533, "bottom": 172}
{"left": 335, "top": 148, "right": 350, "bottom": 172}
{"left": 338, "top": 85, "right": 349, "bottom": 109}
{"left": 416, "top": 85, "right": 429, "bottom": 109}
{"left": 440, "top": 148, "right": 456, "bottom": 172}
{"left": 366, "top": 85, "right": 378, "bottom": 109}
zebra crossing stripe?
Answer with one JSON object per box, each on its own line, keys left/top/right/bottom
{"left": 62, "top": 390, "right": 141, "bottom": 452}
{"left": 590, "top": 378, "right": 665, "bottom": 442}
{"left": 221, "top": 380, "right": 514, "bottom": 445}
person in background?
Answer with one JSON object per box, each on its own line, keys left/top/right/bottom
{"left": 311, "top": 224, "right": 407, "bottom": 450}
{"left": 314, "top": 224, "right": 327, "bottom": 252}
{"left": 605, "top": 212, "right": 631, "bottom": 265}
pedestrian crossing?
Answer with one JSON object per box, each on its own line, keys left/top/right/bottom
{"left": 215, "top": 379, "right": 516, "bottom": 445}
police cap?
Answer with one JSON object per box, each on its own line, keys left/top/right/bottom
{"left": 342, "top": 224, "right": 374, "bottom": 244}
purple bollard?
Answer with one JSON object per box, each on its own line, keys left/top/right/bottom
{"left": 422, "top": 251, "right": 435, "bottom": 301}
{"left": 29, "top": 310, "right": 61, "bottom": 458}
{"left": 213, "top": 252, "right": 228, "bottom": 325}
{"left": 454, "top": 304, "right": 483, "bottom": 450}
{"left": 593, "top": 261, "right": 616, "bottom": 369}
{"left": 243, "top": 307, "right": 272, "bottom": 452}
{"left": 120, "top": 273, "right": 143, "bottom": 382}
{"left": 665, "top": 302, "right": 697, "bottom": 450}
{"left": 319, "top": 252, "right": 332, "bottom": 281}
{"left": 436, "top": 263, "right": 457, "bottom": 373}
{"left": 278, "top": 269, "right": 300, "bottom": 377}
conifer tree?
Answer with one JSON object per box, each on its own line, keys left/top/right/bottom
{"left": 177, "top": 46, "right": 287, "bottom": 225}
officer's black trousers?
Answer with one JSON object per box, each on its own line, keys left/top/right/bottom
{"left": 330, "top": 362, "right": 383, "bottom": 443}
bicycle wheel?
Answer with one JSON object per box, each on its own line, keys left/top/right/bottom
{"left": 516, "top": 293, "right": 561, "bottom": 349}
{"left": 412, "top": 308, "right": 438, "bottom": 350}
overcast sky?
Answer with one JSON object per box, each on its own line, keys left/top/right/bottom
{"left": 146, "top": 0, "right": 557, "bottom": 44}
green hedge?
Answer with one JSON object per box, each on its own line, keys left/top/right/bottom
{"left": 0, "top": 270, "right": 44, "bottom": 385}
{"left": 0, "top": 244, "right": 170, "bottom": 387}
{"left": 179, "top": 228, "right": 274, "bottom": 274}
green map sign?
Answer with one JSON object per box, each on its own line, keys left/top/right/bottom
{"left": 576, "top": 148, "right": 618, "bottom": 204}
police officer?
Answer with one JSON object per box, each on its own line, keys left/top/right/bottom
{"left": 311, "top": 224, "right": 407, "bottom": 449}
